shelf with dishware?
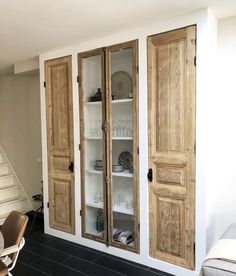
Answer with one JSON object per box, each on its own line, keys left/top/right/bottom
{"left": 85, "top": 98, "right": 133, "bottom": 106}
{"left": 86, "top": 201, "right": 134, "bottom": 216}
{"left": 86, "top": 169, "right": 133, "bottom": 178}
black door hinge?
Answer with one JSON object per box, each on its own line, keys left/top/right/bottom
{"left": 137, "top": 66, "right": 139, "bottom": 74}
{"left": 77, "top": 75, "right": 79, "bottom": 83}
{"left": 194, "top": 56, "right": 196, "bottom": 66}
{"left": 138, "top": 223, "right": 140, "bottom": 231}
{"left": 194, "top": 142, "right": 196, "bottom": 155}
{"left": 68, "top": 161, "right": 74, "bottom": 173}
{"left": 80, "top": 210, "right": 82, "bottom": 216}
{"left": 147, "top": 168, "right": 153, "bottom": 182}
{"left": 79, "top": 144, "right": 81, "bottom": 150}
{"left": 137, "top": 147, "right": 139, "bottom": 155}
{"left": 47, "top": 202, "right": 49, "bottom": 208}
{"left": 44, "top": 81, "right": 46, "bottom": 88}
{"left": 193, "top": 242, "right": 196, "bottom": 255}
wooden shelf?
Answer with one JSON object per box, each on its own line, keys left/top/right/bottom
{"left": 86, "top": 201, "right": 134, "bottom": 215}
{"left": 86, "top": 169, "right": 133, "bottom": 178}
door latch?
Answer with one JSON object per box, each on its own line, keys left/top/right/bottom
{"left": 147, "top": 168, "right": 153, "bottom": 182}
{"left": 68, "top": 161, "right": 74, "bottom": 173}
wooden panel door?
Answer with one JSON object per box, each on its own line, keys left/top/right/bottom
{"left": 148, "top": 26, "right": 196, "bottom": 269}
{"left": 45, "top": 56, "right": 75, "bottom": 234}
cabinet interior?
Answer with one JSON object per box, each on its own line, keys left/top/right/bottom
{"left": 79, "top": 41, "right": 139, "bottom": 252}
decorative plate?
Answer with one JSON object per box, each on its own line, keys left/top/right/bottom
{"left": 118, "top": 151, "right": 133, "bottom": 170}
{"left": 111, "top": 71, "right": 132, "bottom": 99}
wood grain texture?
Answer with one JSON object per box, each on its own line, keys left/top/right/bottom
{"left": 148, "top": 26, "right": 196, "bottom": 269}
{"left": 45, "top": 56, "right": 75, "bottom": 234}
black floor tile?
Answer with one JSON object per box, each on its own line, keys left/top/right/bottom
{"left": 13, "top": 223, "right": 173, "bottom": 276}
{"left": 46, "top": 239, "right": 100, "bottom": 262}
{"left": 148, "top": 267, "right": 174, "bottom": 276}
{"left": 64, "top": 256, "right": 125, "bottom": 276}
{"left": 24, "top": 239, "right": 71, "bottom": 263}
{"left": 26, "top": 231, "right": 55, "bottom": 244}
{"left": 32, "top": 258, "right": 88, "bottom": 276}
{"left": 101, "top": 252, "right": 148, "bottom": 270}
{"left": 18, "top": 249, "right": 41, "bottom": 264}
{"left": 13, "top": 261, "right": 49, "bottom": 276}
{"left": 94, "top": 255, "right": 168, "bottom": 276}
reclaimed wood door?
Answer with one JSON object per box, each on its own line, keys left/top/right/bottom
{"left": 45, "top": 56, "right": 75, "bottom": 234}
{"left": 148, "top": 26, "right": 196, "bottom": 269}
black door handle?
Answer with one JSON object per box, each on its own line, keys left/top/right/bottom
{"left": 68, "top": 161, "right": 74, "bottom": 173}
{"left": 147, "top": 168, "right": 153, "bottom": 182}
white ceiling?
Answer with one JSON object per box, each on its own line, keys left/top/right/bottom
{"left": 1, "top": 0, "right": 236, "bottom": 75}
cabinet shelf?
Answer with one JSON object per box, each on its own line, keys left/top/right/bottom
{"left": 86, "top": 169, "right": 133, "bottom": 178}
{"left": 86, "top": 136, "right": 133, "bottom": 140}
{"left": 86, "top": 201, "right": 134, "bottom": 215}
{"left": 85, "top": 99, "right": 133, "bottom": 106}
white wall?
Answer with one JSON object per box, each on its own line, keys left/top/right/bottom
{"left": 0, "top": 73, "right": 42, "bottom": 208}
{"left": 39, "top": 8, "right": 216, "bottom": 276}
{"left": 206, "top": 15, "right": 236, "bottom": 247}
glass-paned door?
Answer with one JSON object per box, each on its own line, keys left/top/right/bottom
{"left": 107, "top": 41, "right": 139, "bottom": 252}
{"left": 78, "top": 49, "right": 107, "bottom": 241}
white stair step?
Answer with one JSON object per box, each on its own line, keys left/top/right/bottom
{"left": 0, "top": 174, "right": 15, "bottom": 188}
{"left": 0, "top": 186, "right": 22, "bottom": 202}
{"left": 0, "top": 197, "right": 27, "bottom": 218}
{"left": 0, "top": 208, "right": 26, "bottom": 225}
{"left": 0, "top": 164, "right": 8, "bottom": 176}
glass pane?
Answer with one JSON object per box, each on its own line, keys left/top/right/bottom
{"left": 110, "top": 48, "right": 135, "bottom": 248}
{"left": 82, "top": 54, "right": 105, "bottom": 238}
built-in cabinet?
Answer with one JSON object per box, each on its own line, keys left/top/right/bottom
{"left": 42, "top": 19, "right": 200, "bottom": 275}
{"left": 78, "top": 40, "right": 139, "bottom": 252}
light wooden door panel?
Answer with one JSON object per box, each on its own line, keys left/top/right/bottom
{"left": 148, "top": 26, "right": 196, "bottom": 269}
{"left": 45, "top": 56, "right": 75, "bottom": 234}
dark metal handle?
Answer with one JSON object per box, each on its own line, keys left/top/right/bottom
{"left": 147, "top": 168, "right": 153, "bottom": 182}
{"left": 68, "top": 161, "right": 74, "bottom": 173}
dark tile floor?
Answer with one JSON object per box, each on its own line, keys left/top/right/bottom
{"left": 12, "top": 216, "right": 174, "bottom": 276}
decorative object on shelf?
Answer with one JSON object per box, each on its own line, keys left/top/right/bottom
{"left": 94, "top": 190, "right": 103, "bottom": 203}
{"left": 118, "top": 151, "right": 133, "bottom": 170}
{"left": 96, "top": 209, "right": 104, "bottom": 232}
{"left": 111, "top": 71, "right": 132, "bottom": 99}
{"left": 94, "top": 159, "right": 103, "bottom": 171}
{"left": 112, "top": 119, "right": 133, "bottom": 137}
{"left": 112, "top": 165, "right": 124, "bottom": 172}
{"left": 89, "top": 120, "right": 102, "bottom": 137}
{"left": 95, "top": 160, "right": 103, "bottom": 167}
{"left": 112, "top": 228, "right": 134, "bottom": 245}
{"left": 89, "top": 88, "right": 102, "bottom": 102}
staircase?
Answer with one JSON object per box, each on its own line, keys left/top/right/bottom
{"left": 0, "top": 148, "right": 33, "bottom": 224}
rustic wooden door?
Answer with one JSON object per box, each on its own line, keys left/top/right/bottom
{"left": 45, "top": 56, "right": 75, "bottom": 234}
{"left": 148, "top": 26, "right": 196, "bottom": 269}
